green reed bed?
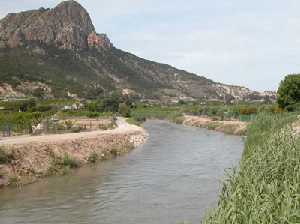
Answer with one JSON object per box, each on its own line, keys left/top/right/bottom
{"left": 204, "top": 113, "right": 300, "bottom": 224}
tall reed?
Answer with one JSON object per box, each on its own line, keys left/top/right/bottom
{"left": 204, "top": 113, "right": 300, "bottom": 224}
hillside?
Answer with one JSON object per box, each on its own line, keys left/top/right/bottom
{"left": 0, "top": 0, "right": 275, "bottom": 102}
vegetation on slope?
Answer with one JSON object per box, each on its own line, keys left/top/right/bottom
{"left": 0, "top": 46, "right": 116, "bottom": 98}
{"left": 203, "top": 112, "right": 300, "bottom": 223}
{"left": 0, "top": 44, "right": 219, "bottom": 100}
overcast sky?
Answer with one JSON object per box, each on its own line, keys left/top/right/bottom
{"left": 1, "top": 0, "right": 300, "bottom": 91}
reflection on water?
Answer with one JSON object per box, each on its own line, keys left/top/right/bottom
{"left": 0, "top": 120, "right": 244, "bottom": 224}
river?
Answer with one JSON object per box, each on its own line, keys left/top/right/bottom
{"left": 0, "top": 120, "right": 244, "bottom": 224}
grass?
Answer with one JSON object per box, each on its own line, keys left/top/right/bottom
{"left": 203, "top": 112, "right": 300, "bottom": 223}
{"left": 61, "top": 154, "right": 80, "bottom": 169}
{"left": 126, "top": 117, "right": 143, "bottom": 126}
{"left": 48, "top": 153, "right": 80, "bottom": 175}
{"left": 206, "top": 122, "right": 221, "bottom": 130}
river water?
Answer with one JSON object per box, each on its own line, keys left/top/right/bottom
{"left": 0, "top": 120, "right": 244, "bottom": 224}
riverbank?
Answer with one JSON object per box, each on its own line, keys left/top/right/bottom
{"left": 128, "top": 105, "right": 250, "bottom": 136}
{"left": 182, "top": 115, "right": 248, "bottom": 136}
{"left": 203, "top": 113, "right": 300, "bottom": 223}
{"left": 0, "top": 118, "right": 147, "bottom": 188}
{"left": 129, "top": 114, "right": 248, "bottom": 136}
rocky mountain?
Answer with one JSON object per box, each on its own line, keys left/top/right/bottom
{"left": 0, "top": 0, "right": 276, "bottom": 102}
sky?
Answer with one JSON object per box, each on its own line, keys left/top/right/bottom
{"left": 1, "top": 0, "right": 300, "bottom": 91}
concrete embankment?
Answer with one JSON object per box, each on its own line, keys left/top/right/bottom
{"left": 183, "top": 115, "right": 248, "bottom": 136}
{"left": 0, "top": 118, "right": 147, "bottom": 188}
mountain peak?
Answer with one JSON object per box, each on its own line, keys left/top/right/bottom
{"left": 54, "top": 0, "right": 91, "bottom": 20}
{"left": 56, "top": 0, "right": 82, "bottom": 7}
{"left": 0, "top": 0, "right": 112, "bottom": 50}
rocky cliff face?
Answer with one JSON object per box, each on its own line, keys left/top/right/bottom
{"left": 0, "top": 0, "right": 111, "bottom": 50}
{"left": 0, "top": 1, "right": 275, "bottom": 102}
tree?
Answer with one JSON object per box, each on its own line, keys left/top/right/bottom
{"left": 87, "top": 101, "right": 100, "bottom": 112}
{"left": 101, "top": 92, "right": 121, "bottom": 112}
{"left": 19, "top": 99, "right": 36, "bottom": 112}
{"left": 277, "top": 74, "right": 300, "bottom": 110}
{"left": 118, "top": 103, "right": 131, "bottom": 117}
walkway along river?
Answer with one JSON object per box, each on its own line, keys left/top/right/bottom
{"left": 0, "top": 120, "right": 244, "bottom": 224}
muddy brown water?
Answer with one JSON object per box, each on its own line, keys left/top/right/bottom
{"left": 0, "top": 120, "right": 244, "bottom": 224}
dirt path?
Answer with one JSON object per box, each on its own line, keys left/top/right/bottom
{"left": 0, "top": 117, "right": 143, "bottom": 146}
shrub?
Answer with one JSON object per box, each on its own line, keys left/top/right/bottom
{"left": 88, "top": 152, "right": 99, "bottom": 163}
{"left": 64, "top": 120, "right": 74, "bottom": 130}
{"left": 0, "top": 148, "right": 14, "bottom": 164}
